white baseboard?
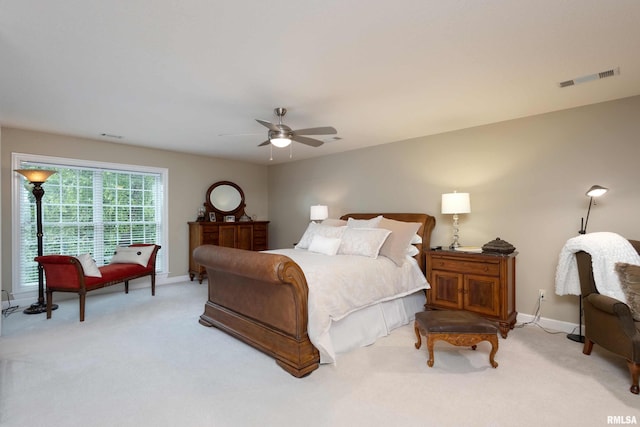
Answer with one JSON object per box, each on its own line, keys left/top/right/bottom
{"left": 516, "top": 312, "right": 581, "bottom": 335}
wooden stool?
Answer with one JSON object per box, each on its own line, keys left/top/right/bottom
{"left": 414, "top": 310, "right": 499, "bottom": 368}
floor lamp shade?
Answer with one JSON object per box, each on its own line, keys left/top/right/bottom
{"left": 15, "top": 169, "right": 57, "bottom": 184}
{"left": 579, "top": 184, "right": 608, "bottom": 235}
{"left": 15, "top": 168, "right": 57, "bottom": 315}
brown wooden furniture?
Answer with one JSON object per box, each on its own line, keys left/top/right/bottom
{"left": 188, "top": 221, "right": 269, "bottom": 283}
{"left": 414, "top": 310, "right": 499, "bottom": 368}
{"left": 189, "top": 180, "right": 269, "bottom": 283}
{"left": 426, "top": 249, "right": 517, "bottom": 338}
{"left": 35, "top": 244, "right": 160, "bottom": 321}
{"left": 193, "top": 213, "right": 435, "bottom": 377}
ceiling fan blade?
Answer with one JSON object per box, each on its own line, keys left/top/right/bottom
{"left": 291, "top": 135, "right": 324, "bottom": 147}
{"left": 256, "top": 119, "right": 279, "bottom": 132}
{"left": 258, "top": 140, "right": 271, "bottom": 147}
{"left": 292, "top": 126, "right": 337, "bottom": 136}
{"left": 218, "top": 132, "right": 261, "bottom": 137}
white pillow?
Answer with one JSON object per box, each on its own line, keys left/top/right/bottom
{"left": 406, "top": 245, "right": 420, "bottom": 257}
{"left": 111, "top": 245, "right": 155, "bottom": 267}
{"left": 308, "top": 235, "right": 342, "bottom": 256}
{"left": 410, "top": 234, "right": 422, "bottom": 244}
{"left": 295, "top": 223, "right": 346, "bottom": 249}
{"left": 321, "top": 218, "right": 347, "bottom": 227}
{"left": 338, "top": 228, "right": 391, "bottom": 258}
{"left": 74, "top": 253, "right": 102, "bottom": 277}
{"left": 377, "top": 218, "right": 422, "bottom": 266}
{"left": 346, "top": 215, "right": 383, "bottom": 228}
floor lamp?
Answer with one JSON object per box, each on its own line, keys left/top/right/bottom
{"left": 15, "top": 169, "right": 58, "bottom": 315}
{"left": 568, "top": 184, "right": 608, "bottom": 343}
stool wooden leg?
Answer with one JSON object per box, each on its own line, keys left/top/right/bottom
{"left": 488, "top": 335, "right": 499, "bottom": 368}
{"left": 414, "top": 322, "right": 422, "bottom": 349}
{"left": 426, "top": 335, "right": 435, "bottom": 367}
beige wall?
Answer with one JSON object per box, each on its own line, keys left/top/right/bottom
{"left": 1, "top": 128, "right": 269, "bottom": 295}
{"left": 3, "top": 95, "right": 639, "bottom": 325}
{"left": 268, "top": 95, "right": 640, "bottom": 324}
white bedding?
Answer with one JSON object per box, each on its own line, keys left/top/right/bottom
{"left": 267, "top": 248, "right": 428, "bottom": 363}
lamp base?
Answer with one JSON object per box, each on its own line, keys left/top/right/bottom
{"left": 23, "top": 302, "right": 58, "bottom": 315}
{"left": 567, "top": 333, "right": 584, "bottom": 343}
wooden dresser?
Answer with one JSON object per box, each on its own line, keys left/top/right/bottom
{"left": 425, "top": 250, "right": 517, "bottom": 338}
{"left": 188, "top": 221, "right": 269, "bottom": 283}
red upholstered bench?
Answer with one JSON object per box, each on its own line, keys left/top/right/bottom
{"left": 35, "top": 244, "right": 160, "bottom": 321}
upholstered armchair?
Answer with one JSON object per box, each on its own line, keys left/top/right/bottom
{"left": 576, "top": 239, "right": 640, "bottom": 394}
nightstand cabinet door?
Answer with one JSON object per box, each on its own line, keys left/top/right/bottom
{"left": 464, "top": 274, "right": 501, "bottom": 317}
{"left": 430, "top": 271, "right": 464, "bottom": 309}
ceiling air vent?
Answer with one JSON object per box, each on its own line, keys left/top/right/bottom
{"left": 558, "top": 67, "right": 620, "bottom": 88}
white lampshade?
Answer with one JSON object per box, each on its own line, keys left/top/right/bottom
{"left": 441, "top": 192, "right": 471, "bottom": 214}
{"left": 310, "top": 205, "right": 329, "bottom": 221}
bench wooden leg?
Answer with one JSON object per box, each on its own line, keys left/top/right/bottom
{"left": 79, "top": 291, "right": 86, "bottom": 322}
{"left": 487, "top": 334, "right": 499, "bottom": 368}
{"left": 151, "top": 273, "right": 156, "bottom": 296}
{"left": 414, "top": 321, "right": 422, "bottom": 349}
{"left": 46, "top": 290, "right": 53, "bottom": 319}
{"left": 420, "top": 332, "right": 498, "bottom": 368}
{"left": 125, "top": 280, "right": 129, "bottom": 294}
{"left": 426, "top": 335, "right": 436, "bottom": 367}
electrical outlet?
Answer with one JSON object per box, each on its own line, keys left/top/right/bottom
{"left": 538, "top": 289, "right": 546, "bottom": 301}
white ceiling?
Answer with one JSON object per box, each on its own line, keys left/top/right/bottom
{"left": 1, "top": 1, "right": 639, "bottom": 164}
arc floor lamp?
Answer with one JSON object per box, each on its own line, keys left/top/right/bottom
{"left": 568, "top": 184, "right": 608, "bottom": 343}
{"left": 15, "top": 169, "right": 58, "bottom": 315}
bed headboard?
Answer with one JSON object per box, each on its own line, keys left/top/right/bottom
{"left": 339, "top": 213, "right": 436, "bottom": 273}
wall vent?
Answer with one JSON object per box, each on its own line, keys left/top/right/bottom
{"left": 558, "top": 67, "right": 620, "bottom": 88}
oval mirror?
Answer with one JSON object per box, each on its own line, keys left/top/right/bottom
{"left": 206, "top": 181, "right": 245, "bottom": 216}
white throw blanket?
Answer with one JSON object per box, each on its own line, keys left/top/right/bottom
{"left": 555, "top": 232, "right": 640, "bottom": 302}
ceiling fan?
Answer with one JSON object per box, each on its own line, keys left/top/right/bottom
{"left": 256, "top": 108, "right": 337, "bottom": 148}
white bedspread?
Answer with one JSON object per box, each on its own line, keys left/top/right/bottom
{"left": 554, "top": 232, "right": 640, "bottom": 301}
{"left": 267, "top": 249, "right": 428, "bottom": 364}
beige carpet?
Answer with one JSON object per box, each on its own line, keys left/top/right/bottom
{"left": 1, "top": 281, "right": 638, "bottom": 427}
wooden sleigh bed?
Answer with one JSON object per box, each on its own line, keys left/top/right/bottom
{"left": 194, "top": 213, "right": 435, "bottom": 377}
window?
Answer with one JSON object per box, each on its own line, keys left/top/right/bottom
{"left": 12, "top": 153, "right": 168, "bottom": 294}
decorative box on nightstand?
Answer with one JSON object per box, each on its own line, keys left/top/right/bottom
{"left": 425, "top": 249, "right": 517, "bottom": 338}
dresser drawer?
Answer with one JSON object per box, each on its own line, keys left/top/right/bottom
{"left": 430, "top": 258, "right": 500, "bottom": 276}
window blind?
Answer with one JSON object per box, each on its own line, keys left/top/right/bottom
{"left": 17, "top": 161, "right": 165, "bottom": 287}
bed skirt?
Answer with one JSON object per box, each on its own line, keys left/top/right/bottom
{"left": 327, "top": 290, "right": 426, "bottom": 362}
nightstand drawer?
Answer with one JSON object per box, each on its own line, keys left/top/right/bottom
{"left": 430, "top": 258, "right": 500, "bottom": 276}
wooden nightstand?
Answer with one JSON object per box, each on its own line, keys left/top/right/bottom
{"left": 425, "top": 249, "right": 517, "bottom": 338}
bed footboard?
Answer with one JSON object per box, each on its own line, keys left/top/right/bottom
{"left": 193, "top": 245, "right": 320, "bottom": 377}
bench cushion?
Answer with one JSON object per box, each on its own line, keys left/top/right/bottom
{"left": 415, "top": 310, "right": 498, "bottom": 334}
